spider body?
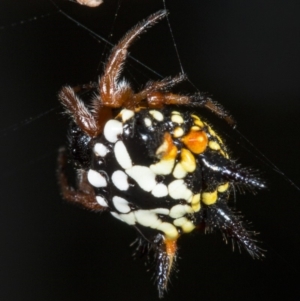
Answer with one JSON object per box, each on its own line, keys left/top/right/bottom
{"left": 58, "top": 10, "right": 265, "bottom": 298}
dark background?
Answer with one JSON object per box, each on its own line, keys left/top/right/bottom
{"left": 0, "top": 0, "right": 300, "bottom": 300}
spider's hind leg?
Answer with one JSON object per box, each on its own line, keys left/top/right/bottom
{"left": 132, "top": 234, "right": 178, "bottom": 298}
{"left": 205, "top": 200, "right": 264, "bottom": 259}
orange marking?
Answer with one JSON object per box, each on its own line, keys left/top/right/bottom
{"left": 181, "top": 130, "right": 208, "bottom": 154}
{"left": 165, "top": 239, "right": 177, "bottom": 256}
{"left": 158, "top": 133, "right": 178, "bottom": 160}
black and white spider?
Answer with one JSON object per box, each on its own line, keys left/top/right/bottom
{"left": 57, "top": 10, "right": 265, "bottom": 298}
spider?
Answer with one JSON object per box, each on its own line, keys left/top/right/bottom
{"left": 57, "top": 10, "right": 266, "bottom": 298}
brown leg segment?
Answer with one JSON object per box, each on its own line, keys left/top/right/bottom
{"left": 57, "top": 148, "right": 104, "bottom": 211}
{"left": 99, "top": 10, "right": 168, "bottom": 108}
{"left": 59, "top": 87, "right": 100, "bottom": 137}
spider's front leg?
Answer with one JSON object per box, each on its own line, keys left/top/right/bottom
{"left": 57, "top": 148, "right": 104, "bottom": 211}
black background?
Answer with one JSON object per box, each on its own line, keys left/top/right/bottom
{"left": 0, "top": 0, "right": 300, "bottom": 300}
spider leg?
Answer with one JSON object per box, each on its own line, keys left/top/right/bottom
{"left": 205, "top": 201, "right": 264, "bottom": 259}
{"left": 201, "top": 154, "right": 266, "bottom": 190}
{"left": 148, "top": 92, "right": 235, "bottom": 125}
{"left": 98, "top": 10, "right": 168, "bottom": 108}
{"left": 155, "top": 238, "right": 178, "bottom": 298}
{"left": 132, "top": 234, "right": 177, "bottom": 298}
{"left": 57, "top": 148, "right": 104, "bottom": 211}
{"left": 59, "top": 86, "right": 99, "bottom": 137}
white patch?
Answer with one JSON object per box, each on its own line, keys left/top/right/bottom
{"left": 168, "top": 179, "right": 193, "bottom": 201}
{"left": 119, "top": 212, "right": 136, "bottom": 225}
{"left": 110, "top": 211, "right": 123, "bottom": 222}
{"left": 144, "top": 117, "right": 152, "bottom": 127}
{"left": 157, "top": 222, "right": 178, "bottom": 239}
{"left": 150, "top": 208, "right": 170, "bottom": 215}
{"left": 87, "top": 169, "right": 107, "bottom": 188}
{"left": 151, "top": 183, "right": 168, "bottom": 198}
{"left": 150, "top": 159, "right": 175, "bottom": 175}
{"left": 103, "top": 119, "right": 123, "bottom": 143}
{"left": 93, "top": 143, "right": 109, "bottom": 157}
{"left": 114, "top": 140, "right": 132, "bottom": 169}
{"left": 173, "top": 163, "right": 187, "bottom": 179}
{"left": 149, "top": 110, "right": 164, "bottom": 121}
{"left": 173, "top": 217, "right": 188, "bottom": 227}
{"left": 96, "top": 196, "right": 108, "bottom": 207}
{"left": 169, "top": 204, "right": 191, "bottom": 218}
{"left": 111, "top": 170, "right": 129, "bottom": 191}
{"left": 121, "top": 109, "right": 134, "bottom": 122}
{"left": 126, "top": 166, "right": 156, "bottom": 192}
{"left": 112, "top": 196, "right": 131, "bottom": 213}
{"left": 171, "top": 114, "right": 184, "bottom": 124}
{"left": 134, "top": 210, "right": 161, "bottom": 228}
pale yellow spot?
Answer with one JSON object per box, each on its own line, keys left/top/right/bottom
{"left": 157, "top": 222, "right": 179, "bottom": 239}
{"left": 150, "top": 159, "right": 175, "bottom": 175}
{"left": 173, "top": 163, "right": 187, "bottom": 179}
{"left": 182, "top": 221, "right": 196, "bottom": 233}
{"left": 180, "top": 148, "right": 196, "bottom": 173}
{"left": 202, "top": 190, "right": 218, "bottom": 205}
{"left": 208, "top": 127, "right": 217, "bottom": 137}
{"left": 220, "top": 150, "right": 229, "bottom": 159}
{"left": 149, "top": 110, "right": 164, "bottom": 121}
{"left": 209, "top": 141, "right": 221, "bottom": 151}
{"left": 191, "top": 126, "right": 201, "bottom": 131}
{"left": 218, "top": 182, "right": 229, "bottom": 193}
{"left": 194, "top": 119, "right": 204, "bottom": 128}
{"left": 173, "top": 127, "right": 184, "bottom": 138}
{"left": 173, "top": 217, "right": 188, "bottom": 227}
{"left": 191, "top": 193, "right": 201, "bottom": 204}
{"left": 172, "top": 111, "right": 181, "bottom": 115}
{"left": 171, "top": 114, "right": 184, "bottom": 124}
{"left": 191, "top": 114, "right": 200, "bottom": 120}
{"left": 192, "top": 202, "right": 201, "bottom": 212}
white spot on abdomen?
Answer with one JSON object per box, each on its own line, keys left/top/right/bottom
{"left": 126, "top": 166, "right": 156, "bottom": 192}
{"left": 111, "top": 170, "right": 129, "bottom": 191}
{"left": 87, "top": 169, "right": 107, "bottom": 187}
{"left": 104, "top": 119, "right": 123, "bottom": 143}
{"left": 96, "top": 196, "right": 108, "bottom": 207}
{"left": 151, "top": 183, "right": 168, "bottom": 198}
{"left": 120, "top": 109, "right": 134, "bottom": 122}
{"left": 112, "top": 196, "right": 131, "bottom": 213}
{"left": 93, "top": 143, "right": 109, "bottom": 157}
{"left": 114, "top": 140, "right": 132, "bottom": 169}
{"left": 168, "top": 179, "right": 193, "bottom": 201}
{"left": 134, "top": 210, "right": 162, "bottom": 229}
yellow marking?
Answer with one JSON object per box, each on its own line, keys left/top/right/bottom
{"left": 173, "top": 217, "right": 188, "bottom": 227}
{"left": 182, "top": 221, "right": 196, "bottom": 233}
{"left": 156, "top": 133, "right": 177, "bottom": 160}
{"left": 191, "top": 114, "right": 200, "bottom": 120}
{"left": 191, "top": 193, "right": 201, "bottom": 204}
{"left": 191, "top": 126, "right": 201, "bottom": 131}
{"left": 208, "top": 126, "right": 217, "bottom": 137}
{"left": 218, "top": 182, "right": 229, "bottom": 193}
{"left": 157, "top": 222, "right": 179, "bottom": 239}
{"left": 173, "top": 162, "right": 187, "bottom": 179}
{"left": 181, "top": 148, "right": 196, "bottom": 172}
{"left": 192, "top": 202, "right": 201, "bottom": 212}
{"left": 202, "top": 190, "right": 218, "bottom": 205}
{"left": 208, "top": 141, "right": 221, "bottom": 151}
{"left": 194, "top": 119, "right": 204, "bottom": 128}
{"left": 172, "top": 111, "right": 181, "bottom": 115}
{"left": 173, "top": 127, "right": 184, "bottom": 138}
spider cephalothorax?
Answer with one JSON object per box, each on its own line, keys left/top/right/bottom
{"left": 58, "top": 10, "right": 265, "bottom": 298}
